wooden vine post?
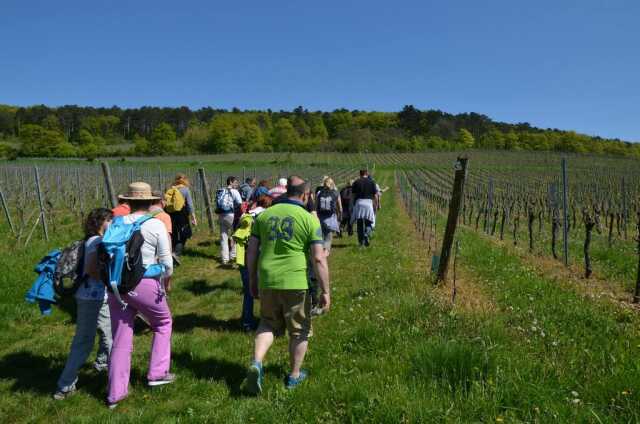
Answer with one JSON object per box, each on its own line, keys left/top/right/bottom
{"left": 436, "top": 157, "right": 468, "bottom": 283}
{"left": 561, "top": 158, "right": 570, "bottom": 266}
{"left": 634, "top": 211, "right": 640, "bottom": 303}
{"left": 198, "top": 168, "right": 215, "bottom": 234}
{"left": 101, "top": 162, "right": 117, "bottom": 209}
{"left": 34, "top": 166, "right": 49, "bottom": 241}
{"left": 0, "top": 183, "right": 16, "bottom": 236}
{"left": 583, "top": 208, "right": 596, "bottom": 278}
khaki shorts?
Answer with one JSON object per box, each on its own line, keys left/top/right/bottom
{"left": 257, "top": 289, "right": 312, "bottom": 339}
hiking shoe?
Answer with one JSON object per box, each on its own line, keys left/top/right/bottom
{"left": 244, "top": 361, "right": 263, "bottom": 395}
{"left": 172, "top": 253, "right": 181, "bottom": 267}
{"left": 148, "top": 372, "right": 176, "bottom": 387}
{"left": 94, "top": 362, "right": 108, "bottom": 373}
{"left": 285, "top": 370, "right": 308, "bottom": 390}
{"left": 53, "top": 384, "right": 76, "bottom": 400}
{"left": 107, "top": 402, "right": 118, "bottom": 410}
{"left": 310, "top": 306, "right": 326, "bottom": 317}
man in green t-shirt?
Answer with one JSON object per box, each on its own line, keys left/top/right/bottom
{"left": 243, "top": 176, "right": 330, "bottom": 394}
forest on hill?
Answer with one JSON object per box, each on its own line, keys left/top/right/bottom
{"left": 0, "top": 104, "right": 638, "bottom": 159}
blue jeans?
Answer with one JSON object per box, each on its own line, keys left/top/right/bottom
{"left": 57, "top": 298, "right": 112, "bottom": 391}
{"left": 239, "top": 266, "right": 256, "bottom": 329}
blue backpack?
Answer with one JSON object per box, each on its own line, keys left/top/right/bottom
{"left": 98, "top": 212, "right": 165, "bottom": 308}
{"left": 215, "top": 188, "right": 235, "bottom": 214}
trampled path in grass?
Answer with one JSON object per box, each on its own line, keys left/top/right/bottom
{"left": 1, "top": 175, "right": 640, "bottom": 422}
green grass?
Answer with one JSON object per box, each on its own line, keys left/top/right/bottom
{"left": 1, "top": 173, "right": 640, "bottom": 422}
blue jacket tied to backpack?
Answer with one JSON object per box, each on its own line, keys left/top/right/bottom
{"left": 25, "top": 249, "right": 61, "bottom": 316}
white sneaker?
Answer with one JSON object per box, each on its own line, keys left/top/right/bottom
{"left": 53, "top": 384, "right": 76, "bottom": 400}
{"left": 148, "top": 372, "right": 177, "bottom": 387}
{"left": 93, "top": 363, "right": 108, "bottom": 373}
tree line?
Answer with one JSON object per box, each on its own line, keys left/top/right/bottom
{"left": 0, "top": 104, "right": 638, "bottom": 159}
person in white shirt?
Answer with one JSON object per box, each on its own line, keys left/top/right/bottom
{"left": 218, "top": 176, "right": 243, "bottom": 265}
{"left": 106, "top": 182, "right": 174, "bottom": 409}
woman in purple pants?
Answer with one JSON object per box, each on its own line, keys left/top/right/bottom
{"left": 106, "top": 182, "right": 174, "bottom": 409}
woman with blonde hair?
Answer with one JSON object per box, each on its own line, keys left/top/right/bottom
{"left": 315, "top": 177, "right": 342, "bottom": 254}
{"left": 166, "top": 173, "right": 197, "bottom": 259}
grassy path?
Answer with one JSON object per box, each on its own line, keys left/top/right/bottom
{"left": 0, "top": 175, "right": 442, "bottom": 422}
{"left": 2, "top": 176, "right": 640, "bottom": 422}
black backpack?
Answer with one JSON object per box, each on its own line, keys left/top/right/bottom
{"left": 317, "top": 189, "right": 336, "bottom": 214}
{"left": 53, "top": 240, "right": 86, "bottom": 297}
{"left": 340, "top": 186, "right": 352, "bottom": 205}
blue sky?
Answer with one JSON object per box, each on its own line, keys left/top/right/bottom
{"left": 1, "top": 1, "right": 638, "bottom": 141}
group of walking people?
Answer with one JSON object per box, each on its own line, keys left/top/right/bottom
{"left": 49, "top": 169, "right": 381, "bottom": 408}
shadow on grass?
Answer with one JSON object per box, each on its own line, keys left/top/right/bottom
{"left": 183, "top": 279, "right": 240, "bottom": 296}
{"left": 0, "top": 350, "right": 132, "bottom": 398}
{"left": 173, "top": 313, "right": 244, "bottom": 333}
{"left": 172, "top": 352, "right": 285, "bottom": 398}
{"left": 197, "top": 240, "right": 214, "bottom": 247}
{"left": 182, "top": 248, "right": 217, "bottom": 260}
{"left": 0, "top": 351, "right": 65, "bottom": 394}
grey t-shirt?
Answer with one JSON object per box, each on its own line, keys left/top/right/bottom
{"left": 75, "top": 236, "right": 106, "bottom": 301}
{"left": 179, "top": 186, "right": 194, "bottom": 213}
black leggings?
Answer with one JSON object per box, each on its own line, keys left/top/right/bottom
{"left": 356, "top": 218, "right": 373, "bottom": 246}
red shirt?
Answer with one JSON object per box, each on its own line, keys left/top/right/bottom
{"left": 112, "top": 203, "right": 131, "bottom": 217}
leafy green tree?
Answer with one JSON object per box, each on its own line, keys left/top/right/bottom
{"left": 409, "top": 136, "right": 425, "bottom": 151}
{"left": 149, "top": 123, "right": 177, "bottom": 155}
{"left": 272, "top": 118, "right": 300, "bottom": 151}
{"left": 429, "top": 118, "right": 456, "bottom": 140}
{"left": 1, "top": 102, "right": 637, "bottom": 157}
{"left": 0, "top": 105, "right": 17, "bottom": 137}
{"left": 74, "top": 129, "right": 95, "bottom": 146}
{"left": 241, "top": 123, "right": 265, "bottom": 152}
{"left": 354, "top": 112, "right": 397, "bottom": 131}
{"left": 477, "top": 128, "right": 503, "bottom": 149}
{"left": 503, "top": 131, "right": 519, "bottom": 150}
{"left": 19, "top": 124, "right": 66, "bottom": 156}
{"left": 425, "top": 135, "right": 450, "bottom": 150}
{"left": 457, "top": 128, "right": 475, "bottom": 149}
{"left": 0, "top": 142, "right": 18, "bottom": 159}
{"left": 42, "top": 114, "right": 61, "bottom": 131}
{"left": 325, "top": 111, "right": 354, "bottom": 138}
{"left": 81, "top": 115, "right": 120, "bottom": 139}
{"left": 54, "top": 142, "right": 78, "bottom": 157}
{"left": 79, "top": 143, "right": 100, "bottom": 161}
{"left": 308, "top": 114, "right": 328, "bottom": 141}
{"left": 293, "top": 115, "right": 311, "bottom": 138}
{"left": 558, "top": 131, "right": 587, "bottom": 153}
{"left": 182, "top": 121, "right": 210, "bottom": 152}
{"left": 208, "top": 115, "right": 238, "bottom": 153}
{"left": 134, "top": 135, "right": 151, "bottom": 155}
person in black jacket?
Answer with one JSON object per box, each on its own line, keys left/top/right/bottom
{"left": 350, "top": 170, "right": 378, "bottom": 247}
{"left": 339, "top": 180, "right": 354, "bottom": 237}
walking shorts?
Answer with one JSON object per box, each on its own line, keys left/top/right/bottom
{"left": 257, "top": 289, "right": 312, "bottom": 339}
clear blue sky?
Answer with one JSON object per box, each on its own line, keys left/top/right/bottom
{"left": 1, "top": 1, "right": 638, "bottom": 141}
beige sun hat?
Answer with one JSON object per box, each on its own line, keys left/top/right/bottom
{"left": 118, "top": 182, "right": 160, "bottom": 200}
